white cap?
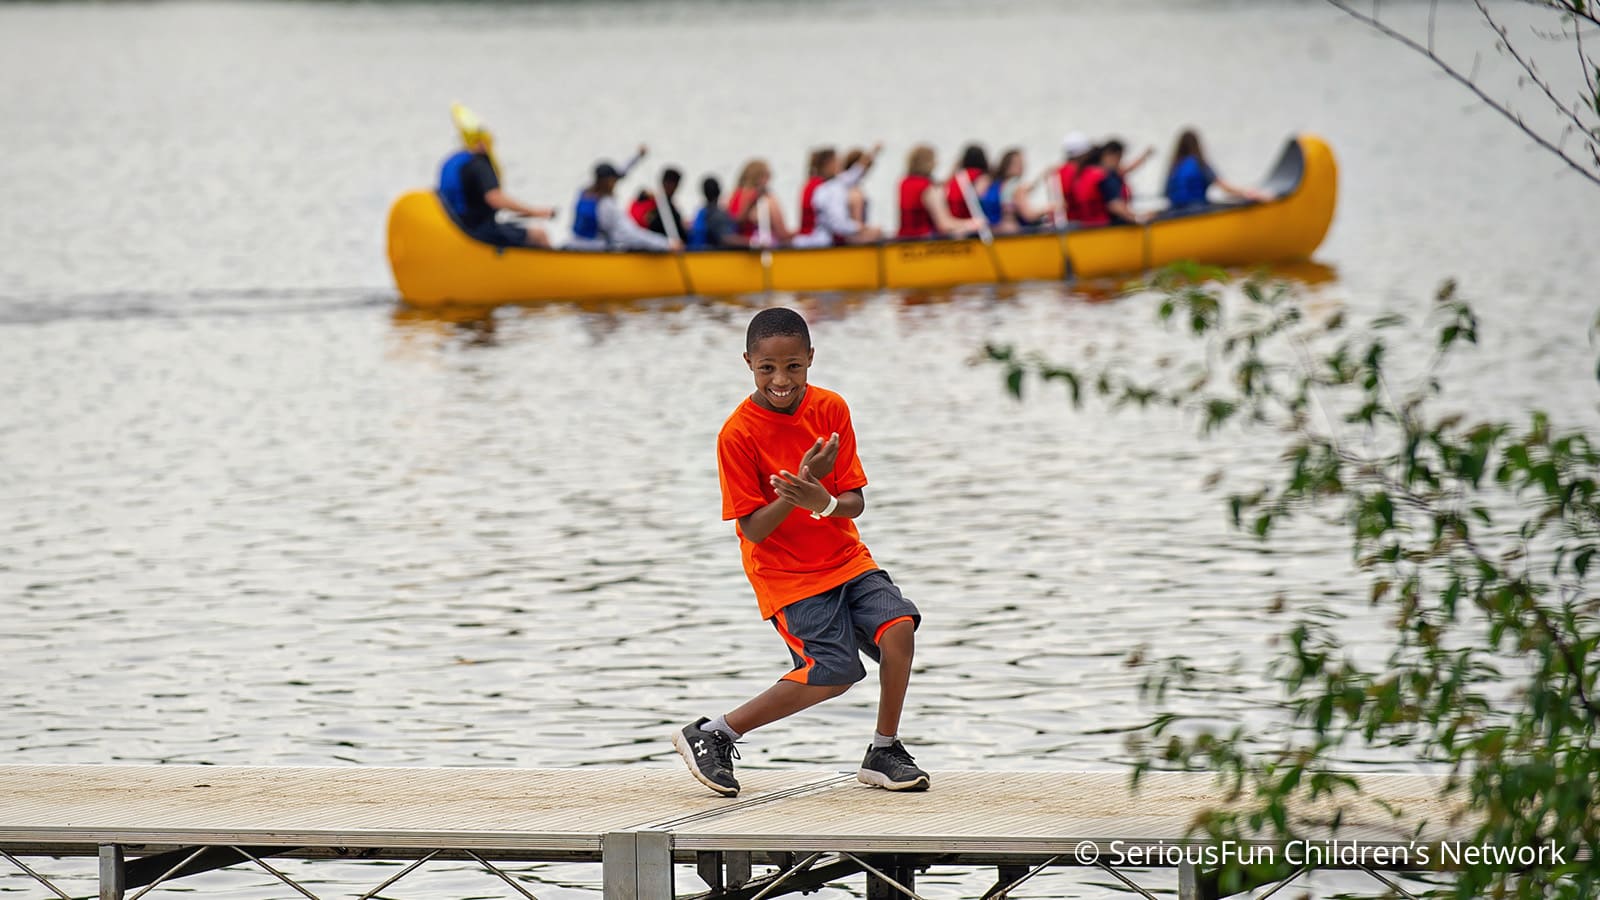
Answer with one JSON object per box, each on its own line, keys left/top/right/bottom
{"left": 1061, "top": 131, "right": 1092, "bottom": 159}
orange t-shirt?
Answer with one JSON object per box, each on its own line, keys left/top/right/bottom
{"left": 717, "top": 385, "right": 878, "bottom": 619}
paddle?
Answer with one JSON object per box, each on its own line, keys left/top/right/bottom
{"left": 756, "top": 195, "right": 774, "bottom": 293}
{"left": 1045, "top": 171, "right": 1067, "bottom": 228}
{"left": 955, "top": 169, "right": 1008, "bottom": 283}
{"left": 653, "top": 185, "right": 695, "bottom": 296}
{"left": 1044, "top": 171, "right": 1074, "bottom": 280}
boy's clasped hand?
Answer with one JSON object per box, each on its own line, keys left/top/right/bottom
{"left": 771, "top": 433, "right": 841, "bottom": 514}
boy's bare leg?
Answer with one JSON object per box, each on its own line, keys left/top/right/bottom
{"left": 874, "top": 620, "right": 914, "bottom": 737}
{"left": 856, "top": 620, "right": 928, "bottom": 790}
{"left": 725, "top": 681, "right": 851, "bottom": 735}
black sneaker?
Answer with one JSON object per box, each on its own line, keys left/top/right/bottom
{"left": 857, "top": 740, "right": 930, "bottom": 791}
{"left": 672, "top": 717, "right": 741, "bottom": 796}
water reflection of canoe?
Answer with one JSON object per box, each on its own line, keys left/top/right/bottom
{"left": 386, "top": 134, "right": 1336, "bottom": 308}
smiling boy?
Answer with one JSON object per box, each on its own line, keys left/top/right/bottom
{"left": 672, "top": 307, "right": 928, "bottom": 797}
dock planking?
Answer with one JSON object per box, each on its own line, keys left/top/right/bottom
{"left": 0, "top": 765, "right": 1475, "bottom": 900}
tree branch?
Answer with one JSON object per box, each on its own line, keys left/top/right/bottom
{"left": 1324, "top": 0, "right": 1600, "bottom": 189}
{"left": 1517, "top": 0, "right": 1600, "bottom": 30}
{"left": 1527, "top": 602, "right": 1600, "bottom": 723}
{"left": 1474, "top": 0, "right": 1599, "bottom": 145}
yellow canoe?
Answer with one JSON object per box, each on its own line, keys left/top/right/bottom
{"left": 387, "top": 134, "right": 1336, "bottom": 308}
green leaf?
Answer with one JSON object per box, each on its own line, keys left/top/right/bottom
{"left": 1204, "top": 399, "right": 1237, "bottom": 434}
{"left": 1005, "top": 367, "right": 1024, "bottom": 399}
{"left": 1576, "top": 547, "right": 1595, "bottom": 579}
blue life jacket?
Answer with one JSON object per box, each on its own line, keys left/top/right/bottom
{"left": 688, "top": 208, "right": 709, "bottom": 249}
{"left": 1166, "top": 155, "right": 1214, "bottom": 208}
{"left": 979, "top": 180, "right": 1004, "bottom": 224}
{"left": 437, "top": 150, "right": 474, "bottom": 219}
{"left": 572, "top": 191, "right": 601, "bottom": 240}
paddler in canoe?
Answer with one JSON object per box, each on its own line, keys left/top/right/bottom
{"left": 436, "top": 103, "right": 559, "bottom": 248}
{"left": 567, "top": 147, "right": 681, "bottom": 252}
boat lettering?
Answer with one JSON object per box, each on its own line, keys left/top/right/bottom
{"left": 897, "top": 242, "right": 975, "bottom": 261}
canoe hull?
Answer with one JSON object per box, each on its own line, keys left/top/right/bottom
{"left": 387, "top": 135, "right": 1337, "bottom": 307}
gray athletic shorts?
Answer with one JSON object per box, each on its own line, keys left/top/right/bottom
{"left": 769, "top": 569, "right": 920, "bottom": 686}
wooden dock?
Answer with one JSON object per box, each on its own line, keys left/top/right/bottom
{"left": 0, "top": 765, "right": 1472, "bottom": 900}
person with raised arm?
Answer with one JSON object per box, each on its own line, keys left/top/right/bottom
{"left": 1071, "top": 140, "right": 1152, "bottom": 227}
{"left": 794, "top": 143, "right": 885, "bottom": 247}
{"left": 568, "top": 147, "right": 681, "bottom": 251}
{"left": 840, "top": 147, "right": 873, "bottom": 229}
{"left": 896, "top": 145, "right": 986, "bottom": 239}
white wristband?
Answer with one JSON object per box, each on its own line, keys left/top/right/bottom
{"left": 810, "top": 494, "right": 839, "bottom": 520}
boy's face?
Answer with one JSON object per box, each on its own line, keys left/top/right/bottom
{"left": 744, "top": 334, "right": 813, "bottom": 412}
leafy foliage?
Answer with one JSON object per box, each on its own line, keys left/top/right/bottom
{"left": 988, "top": 270, "right": 1598, "bottom": 897}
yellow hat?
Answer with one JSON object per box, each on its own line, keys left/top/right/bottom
{"left": 451, "top": 102, "right": 495, "bottom": 156}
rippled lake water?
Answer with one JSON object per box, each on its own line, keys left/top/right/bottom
{"left": 1, "top": 1, "right": 1596, "bottom": 897}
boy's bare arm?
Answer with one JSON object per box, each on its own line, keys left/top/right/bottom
{"left": 828, "top": 489, "right": 865, "bottom": 519}
{"left": 737, "top": 497, "right": 796, "bottom": 544}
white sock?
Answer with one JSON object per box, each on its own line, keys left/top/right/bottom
{"left": 707, "top": 715, "right": 742, "bottom": 741}
{"left": 872, "top": 731, "right": 896, "bottom": 749}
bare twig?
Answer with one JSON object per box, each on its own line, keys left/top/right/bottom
{"left": 1507, "top": 0, "right": 1600, "bottom": 30}
{"left": 1474, "top": 0, "right": 1597, "bottom": 143}
{"left": 1577, "top": 16, "right": 1598, "bottom": 97}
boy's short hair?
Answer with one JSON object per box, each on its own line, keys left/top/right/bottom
{"left": 703, "top": 176, "right": 721, "bottom": 202}
{"left": 746, "top": 308, "right": 810, "bottom": 352}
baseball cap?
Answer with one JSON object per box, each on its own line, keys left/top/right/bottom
{"left": 1061, "top": 131, "right": 1092, "bottom": 158}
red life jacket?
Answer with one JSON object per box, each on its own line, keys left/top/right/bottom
{"left": 1071, "top": 166, "right": 1112, "bottom": 227}
{"left": 728, "top": 187, "right": 760, "bottom": 237}
{"left": 897, "top": 175, "right": 936, "bottom": 238}
{"left": 1057, "top": 162, "right": 1082, "bottom": 220}
{"left": 945, "top": 167, "right": 983, "bottom": 218}
{"left": 629, "top": 193, "right": 656, "bottom": 228}
{"left": 797, "top": 176, "right": 824, "bottom": 235}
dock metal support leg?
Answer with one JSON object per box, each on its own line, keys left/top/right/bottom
{"left": 863, "top": 855, "right": 915, "bottom": 900}
{"left": 726, "top": 851, "right": 751, "bottom": 888}
{"left": 604, "top": 830, "right": 674, "bottom": 900}
{"left": 604, "top": 833, "right": 637, "bottom": 900}
{"left": 99, "top": 844, "right": 125, "bottom": 900}
{"left": 1178, "top": 861, "right": 1199, "bottom": 900}
{"left": 636, "top": 830, "right": 674, "bottom": 900}
{"left": 698, "top": 852, "right": 723, "bottom": 892}
{"left": 696, "top": 851, "right": 753, "bottom": 892}
{"left": 982, "top": 864, "right": 1030, "bottom": 900}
